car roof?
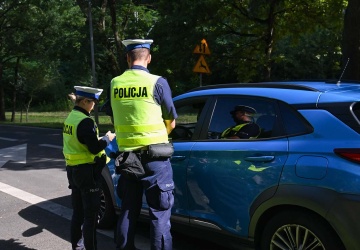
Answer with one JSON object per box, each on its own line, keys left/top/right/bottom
{"left": 174, "top": 80, "right": 360, "bottom": 105}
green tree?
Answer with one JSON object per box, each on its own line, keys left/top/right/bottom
{"left": 150, "top": 0, "right": 346, "bottom": 88}
{"left": 0, "top": 0, "right": 356, "bottom": 119}
{"left": 342, "top": 0, "right": 360, "bottom": 80}
{"left": 0, "top": 0, "right": 30, "bottom": 121}
{"left": 0, "top": 0, "right": 87, "bottom": 121}
{"left": 205, "top": 0, "right": 346, "bottom": 82}
{"left": 75, "top": 0, "right": 160, "bottom": 93}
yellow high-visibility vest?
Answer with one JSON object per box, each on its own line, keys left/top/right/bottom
{"left": 63, "top": 110, "right": 104, "bottom": 166}
{"left": 221, "top": 123, "right": 259, "bottom": 139}
{"left": 110, "top": 69, "right": 168, "bottom": 151}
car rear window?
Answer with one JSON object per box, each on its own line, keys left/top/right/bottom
{"left": 278, "top": 101, "right": 313, "bottom": 136}
{"left": 318, "top": 102, "right": 360, "bottom": 134}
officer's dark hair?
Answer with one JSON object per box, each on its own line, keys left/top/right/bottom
{"left": 127, "top": 48, "right": 150, "bottom": 62}
{"left": 75, "top": 96, "right": 86, "bottom": 105}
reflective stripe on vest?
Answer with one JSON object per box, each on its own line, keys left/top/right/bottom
{"left": 63, "top": 110, "right": 104, "bottom": 166}
{"left": 221, "top": 123, "right": 259, "bottom": 139}
{"left": 110, "top": 69, "right": 168, "bottom": 151}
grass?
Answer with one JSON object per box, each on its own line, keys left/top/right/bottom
{"left": 1, "top": 111, "right": 114, "bottom": 133}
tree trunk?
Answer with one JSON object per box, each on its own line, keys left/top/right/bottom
{"left": 11, "top": 57, "right": 20, "bottom": 122}
{"left": 25, "top": 96, "right": 32, "bottom": 123}
{"left": 0, "top": 63, "right": 6, "bottom": 121}
{"left": 11, "top": 88, "right": 16, "bottom": 122}
{"left": 263, "top": 0, "right": 277, "bottom": 81}
{"left": 108, "top": 0, "right": 122, "bottom": 76}
{"left": 342, "top": 0, "right": 360, "bottom": 81}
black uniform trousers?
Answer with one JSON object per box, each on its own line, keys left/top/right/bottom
{"left": 66, "top": 163, "right": 102, "bottom": 250}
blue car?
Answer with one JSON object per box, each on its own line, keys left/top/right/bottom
{"left": 98, "top": 81, "right": 360, "bottom": 250}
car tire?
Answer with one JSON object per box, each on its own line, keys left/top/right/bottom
{"left": 97, "top": 176, "right": 116, "bottom": 229}
{"left": 260, "top": 210, "right": 344, "bottom": 250}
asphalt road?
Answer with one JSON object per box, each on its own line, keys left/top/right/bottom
{"left": 0, "top": 125, "right": 229, "bottom": 250}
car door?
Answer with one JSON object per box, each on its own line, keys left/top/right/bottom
{"left": 186, "top": 96, "right": 289, "bottom": 237}
{"left": 169, "top": 96, "right": 211, "bottom": 219}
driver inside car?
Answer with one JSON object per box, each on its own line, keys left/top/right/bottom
{"left": 220, "top": 105, "right": 260, "bottom": 139}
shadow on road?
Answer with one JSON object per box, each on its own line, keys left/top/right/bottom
{"left": 15, "top": 195, "right": 124, "bottom": 249}
{"left": 0, "top": 239, "right": 36, "bottom": 250}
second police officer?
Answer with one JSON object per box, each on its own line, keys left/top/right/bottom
{"left": 63, "top": 86, "right": 115, "bottom": 250}
{"left": 108, "top": 39, "right": 177, "bottom": 250}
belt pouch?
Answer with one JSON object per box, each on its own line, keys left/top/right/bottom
{"left": 148, "top": 143, "right": 174, "bottom": 159}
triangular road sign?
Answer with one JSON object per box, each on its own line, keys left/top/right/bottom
{"left": 193, "top": 39, "right": 211, "bottom": 55}
{"left": 193, "top": 55, "right": 211, "bottom": 74}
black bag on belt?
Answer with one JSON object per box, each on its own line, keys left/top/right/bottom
{"left": 148, "top": 143, "right": 174, "bottom": 159}
{"left": 115, "top": 152, "right": 145, "bottom": 180}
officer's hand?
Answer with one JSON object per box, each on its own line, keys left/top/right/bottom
{"left": 105, "top": 131, "right": 116, "bottom": 141}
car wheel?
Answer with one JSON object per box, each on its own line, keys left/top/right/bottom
{"left": 97, "top": 177, "right": 116, "bottom": 229}
{"left": 261, "top": 210, "right": 344, "bottom": 250}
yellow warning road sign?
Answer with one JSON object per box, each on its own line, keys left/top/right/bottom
{"left": 193, "top": 55, "right": 211, "bottom": 74}
{"left": 193, "top": 39, "right": 211, "bottom": 55}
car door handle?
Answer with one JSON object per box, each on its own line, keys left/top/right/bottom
{"left": 244, "top": 156, "right": 275, "bottom": 162}
{"left": 171, "top": 155, "right": 186, "bottom": 161}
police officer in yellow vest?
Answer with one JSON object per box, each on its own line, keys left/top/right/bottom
{"left": 221, "top": 105, "right": 260, "bottom": 139}
{"left": 63, "top": 86, "right": 115, "bottom": 250}
{"left": 109, "top": 39, "right": 177, "bottom": 250}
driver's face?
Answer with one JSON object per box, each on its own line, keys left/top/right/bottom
{"left": 232, "top": 111, "right": 246, "bottom": 122}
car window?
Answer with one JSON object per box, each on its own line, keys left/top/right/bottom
{"left": 278, "top": 101, "right": 313, "bottom": 136}
{"left": 207, "top": 96, "right": 279, "bottom": 139}
{"left": 170, "top": 98, "right": 207, "bottom": 141}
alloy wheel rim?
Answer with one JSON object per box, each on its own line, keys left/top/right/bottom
{"left": 270, "top": 224, "right": 325, "bottom": 250}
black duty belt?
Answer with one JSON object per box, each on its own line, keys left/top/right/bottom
{"left": 133, "top": 149, "right": 148, "bottom": 155}
{"left": 132, "top": 146, "right": 149, "bottom": 155}
{"left": 67, "top": 162, "right": 96, "bottom": 168}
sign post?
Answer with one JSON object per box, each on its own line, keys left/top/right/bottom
{"left": 193, "top": 39, "right": 211, "bottom": 86}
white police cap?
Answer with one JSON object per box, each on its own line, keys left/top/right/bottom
{"left": 74, "top": 86, "right": 103, "bottom": 100}
{"left": 122, "top": 39, "right": 153, "bottom": 52}
{"left": 230, "top": 105, "right": 257, "bottom": 115}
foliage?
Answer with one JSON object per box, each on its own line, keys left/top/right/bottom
{"left": 0, "top": 0, "right": 89, "bottom": 118}
{"left": 342, "top": 0, "right": 360, "bottom": 80}
{"left": 149, "top": 0, "right": 347, "bottom": 89}
{"left": 0, "top": 0, "right": 355, "bottom": 118}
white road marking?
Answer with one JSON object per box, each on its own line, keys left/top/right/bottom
{"left": 0, "top": 131, "right": 114, "bottom": 238}
{"left": 0, "top": 137, "right": 18, "bottom": 141}
{"left": 0, "top": 181, "right": 113, "bottom": 238}
{"left": 31, "top": 158, "right": 65, "bottom": 163}
{"left": 0, "top": 144, "right": 27, "bottom": 168}
{"left": 39, "top": 144, "right": 62, "bottom": 149}
{"left": 0, "top": 143, "right": 63, "bottom": 167}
